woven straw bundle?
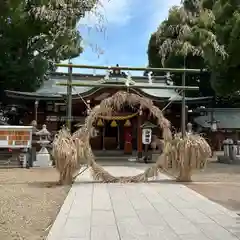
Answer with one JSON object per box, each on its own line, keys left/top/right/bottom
{"left": 52, "top": 127, "right": 80, "bottom": 184}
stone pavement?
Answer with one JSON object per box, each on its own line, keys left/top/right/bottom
{"left": 47, "top": 166, "right": 240, "bottom": 240}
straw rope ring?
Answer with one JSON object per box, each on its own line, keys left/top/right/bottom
{"left": 52, "top": 91, "right": 212, "bottom": 185}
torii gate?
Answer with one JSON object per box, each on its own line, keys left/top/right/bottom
{"left": 55, "top": 63, "right": 203, "bottom": 136}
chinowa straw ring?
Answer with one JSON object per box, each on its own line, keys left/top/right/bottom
{"left": 52, "top": 91, "right": 211, "bottom": 185}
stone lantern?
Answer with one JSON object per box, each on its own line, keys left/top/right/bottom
{"left": 36, "top": 125, "right": 50, "bottom": 150}
{"left": 33, "top": 124, "right": 51, "bottom": 167}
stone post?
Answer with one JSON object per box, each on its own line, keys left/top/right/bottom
{"left": 30, "top": 120, "right": 38, "bottom": 167}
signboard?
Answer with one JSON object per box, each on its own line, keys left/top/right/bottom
{"left": 46, "top": 116, "right": 86, "bottom": 122}
{"left": 142, "top": 128, "right": 152, "bottom": 144}
{"left": 0, "top": 126, "right": 33, "bottom": 149}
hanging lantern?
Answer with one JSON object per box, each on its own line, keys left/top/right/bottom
{"left": 97, "top": 119, "right": 104, "bottom": 127}
{"left": 211, "top": 121, "right": 218, "bottom": 132}
{"left": 124, "top": 119, "right": 131, "bottom": 127}
{"left": 111, "top": 120, "right": 117, "bottom": 127}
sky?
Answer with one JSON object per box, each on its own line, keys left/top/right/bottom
{"left": 57, "top": 0, "right": 181, "bottom": 74}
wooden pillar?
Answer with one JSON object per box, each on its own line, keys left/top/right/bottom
{"left": 181, "top": 58, "right": 186, "bottom": 137}
{"left": 67, "top": 63, "right": 73, "bottom": 131}
{"left": 117, "top": 121, "right": 120, "bottom": 149}
{"left": 137, "top": 113, "right": 143, "bottom": 158}
{"left": 185, "top": 105, "right": 189, "bottom": 124}
{"left": 102, "top": 125, "right": 105, "bottom": 150}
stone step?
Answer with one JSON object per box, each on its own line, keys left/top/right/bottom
{"left": 93, "top": 150, "right": 137, "bottom": 157}
{"left": 0, "top": 165, "right": 21, "bottom": 169}
{"left": 0, "top": 161, "right": 20, "bottom": 167}
{"left": 95, "top": 156, "right": 137, "bottom": 161}
{"left": 0, "top": 156, "right": 21, "bottom": 168}
{"left": 0, "top": 157, "right": 20, "bottom": 168}
{"left": 0, "top": 154, "right": 13, "bottom": 158}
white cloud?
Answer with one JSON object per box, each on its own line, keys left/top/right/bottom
{"left": 57, "top": 0, "right": 182, "bottom": 72}
{"left": 141, "top": 0, "right": 181, "bottom": 48}
{"left": 79, "top": 0, "right": 132, "bottom": 27}
{"left": 73, "top": 0, "right": 133, "bottom": 70}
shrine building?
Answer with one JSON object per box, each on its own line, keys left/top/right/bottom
{"left": 4, "top": 69, "right": 212, "bottom": 154}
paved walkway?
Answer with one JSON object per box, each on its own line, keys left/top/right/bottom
{"left": 47, "top": 166, "right": 240, "bottom": 240}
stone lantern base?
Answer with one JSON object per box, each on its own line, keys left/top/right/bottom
{"left": 33, "top": 147, "right": 52, "bottom": 167}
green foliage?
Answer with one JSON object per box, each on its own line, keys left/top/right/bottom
{"left": 147, "top": 33, "right": 162, "bottom": 68}
{"left": 205, "top": 0, "right": 240, "bottom": 95}
{"left": 155, "top": 2, "right": 226, "bottom": 66}
{"left": 148, "top": 0, "right": 240, "bottom": 96}
{"left": 0, "top": 0, "right": 98, "bottom": 93}
{"left": 147, "top": 1, "right": 218, "bottom": 97}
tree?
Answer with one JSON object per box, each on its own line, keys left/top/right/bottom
{"left": 147, "top": 0, "right": 225, "bottom": 97}
{"left": 147, "top": 33, "right": 163, "bottom": 69}
{"left": 156, "top": 1, "right": 226, "bottom": 65}
{"left": 202, "top": 0, "right": 240, "bottom": 95}
{"left": 0, "top": 0, "right": 99, "bottom": 95}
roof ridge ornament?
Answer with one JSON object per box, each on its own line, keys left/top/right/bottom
{"left": 125, "top": 71, "right": 131, "bottom": 87}
{"left": 125, "top": 71, "right": 135, "bottom": 86}
{"left": 104, "top": 69, "right": 110, "bottom": 81}
{"left": 148, "top": 71, "right": 153, "bottom": 85}
{"left": 166, "top": 72, "right": 174, "bottom": 85}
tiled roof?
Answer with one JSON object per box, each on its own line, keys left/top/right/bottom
{"left": 5, "top": 73, "right": 212, "bottom": 102}
{"left": 194, "top": 108, "right": 240, "bottom": 129}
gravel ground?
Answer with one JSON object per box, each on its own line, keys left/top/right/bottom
{"left": 0, "top": 168, "right": 70, "bottom": 240}
{"left": 185, "top": 161, "right": 240, "bottom": 212}
{"left": 1, "top": 161, "right": 237, "bottom": 240}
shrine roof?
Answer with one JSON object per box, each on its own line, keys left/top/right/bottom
{"left": 194, "top": 108, "right": 240, "bottom": 129}
{"left": 5, "top": 72, "right": 212, "bottom": 102}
